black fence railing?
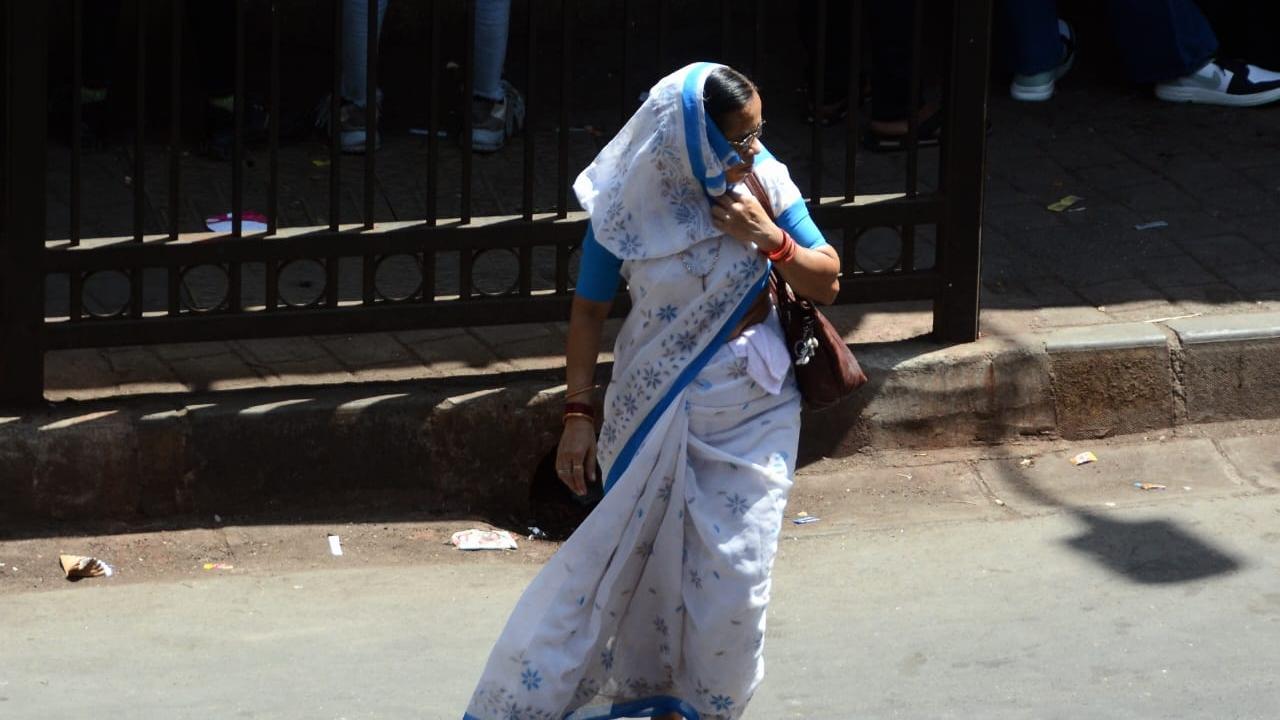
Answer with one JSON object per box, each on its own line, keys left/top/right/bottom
{"left": 0, "top": 0, "right": 993, "bottom": 405}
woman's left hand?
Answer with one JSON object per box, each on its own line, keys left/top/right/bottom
{"left": 710, "top": 192, "right": 784, "bottom": 254}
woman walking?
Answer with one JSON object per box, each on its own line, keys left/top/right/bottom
{"left": 464, "top": 62, "right": 840, "bottom": 720}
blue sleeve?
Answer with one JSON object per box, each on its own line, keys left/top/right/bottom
{"left": 776, "top": 199, "right": 827, "bottom": 249}
{"left": 574, "top": 224, "right": 623, "bottom": 302}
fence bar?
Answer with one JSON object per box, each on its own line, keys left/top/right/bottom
{"left": 329, "top": 0, "right": 342, "bottom": 231}
{"left": 932, "top": 0, "right": 991, "bottom": 342}
{"left": 232, "top": 0, "right": 245, "bottom": 237}
{"left": 843, "top": 0, "right": 861, "bottom": 200}
{"left": 168, "top": 0, "right": 183, "bottom": 240}
{"left": 808, "top": 0, "right": 826, "bottom": 202}
{"left": 71, "top": 273, "right": 85, "bottom": 322}
{"left": 426, "top": 0, "right": 440, "bottom": 225}
{"left": 133, "top": 0, "right": 147, "bottom": 243}
{"left": 227, "top": 261, "right": 243, "bottom": 312}
{"left": 619, "top": 0, "right": 629, "bottom": 127}
{"left": 268, "top": 0, "right": 280, "bottom": 234}
{"left": 520, "top": 0, "right": 536, "bottom": 299}
{"left": 904, "top": 0, "right": 924, "bottom": 198}
{"left": 555, "top": 242, "right": 570, "bottom": 295}
{"left": 557, "top": 0, "right": 571, "bottom": 218}
{"left": 655, "top": 0, "right": 667, "bottom": 71}
{"left": 523, "top": 0, "right": 537, "bottom": 221}
{"left": 167, "top": 267, "right": 180, "bottom": 316}
{"left": 1, "top": 2, "right": 48, "bottom": 405}
{"left": 461, "top": 0, "right": 475, "bottom": 223}
{"left": 752, "top": 0, "right": 763, "bottom": 82}
{"left": 720, "top": 0, "right": 732, "bottom": 60}
{"left": 71, "top": 0, "right": 83, "bottom": 246}
{"left": 460, "top": 251, "right": 473, "bottom": 300}
{"left": 362, "top": 255, "right": 376, "bottom": 304}
{"left": 364, "top": 0, "right": 378, "bottom": 228}
{"left": 421, "top": 251, "right": 436, "bottom": 303}
{"left": 265, "top": 259, "right": 280, "bottom": 311}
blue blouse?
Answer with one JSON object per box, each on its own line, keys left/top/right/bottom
{"left": 575, "top": 198, "right": 827, "bottom": 302}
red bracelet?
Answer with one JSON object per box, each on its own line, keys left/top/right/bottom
{"left": 766, "top": 230, "right": 797, "bottom": 263}
{"left": 563, "top": 402, "right": 595, "bottom": 418}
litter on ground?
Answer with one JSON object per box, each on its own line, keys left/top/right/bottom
{"left": 1134, "top": 482, "right": 1167, "bottom": 491}
{"left": 1071, "top": 451, "right": 1098, "bottom": 466}
{"left": 59, "top": 555, "right": 114, "bottom": 580}
{"left": 327, "top": 534, "right": 344, "bottom": 556}
{"left": 205, "top": 211, "right": 268, "bottom": 234}
{"left": 1047, "top": 195, "right": 1083, "bottom": 212}
{"left": 451, "top": 529, "right": 520, "bottom": 551}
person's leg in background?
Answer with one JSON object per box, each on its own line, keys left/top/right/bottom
{"left": 471, "top": 0, "right": 525, "bottom": 153}
{"left": 863, "top": 0, "right": 926, "bottom": 150}
{"left": 1112, "top": 0, "right": 1280, "bottom": 106}
{"left": 188, "top": 0, "right": 271, "bottom": 159}
{"left": 795, "top": 0, "right": 852, "bottom": 126}
{"left": 1000, "top": 0, "right": 1076, "bottom": 102}
{"left": 79, "top": 0, "right": 123, "bottom": 146}
{"left": 335, "top": 0, "right": 389, "bottom": 152}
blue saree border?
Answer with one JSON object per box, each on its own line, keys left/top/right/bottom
{"left": 604, "top": 267, "right": 771, "bottom": 493}
{"left": 680, "top": 63, "right": 739, "bottom": 197}
{"left": 463, "top": 694, "right": 701, "bottom": 720}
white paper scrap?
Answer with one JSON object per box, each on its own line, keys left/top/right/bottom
{"left": 451, "top": 529, "right": 519, "bottom": 551}
{"left": 327, "top": 534, "right": 344, "bottom": 556}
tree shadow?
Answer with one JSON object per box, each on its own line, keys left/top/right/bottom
{"left": 991, "top": 452, "right": 1242, "bottom": 585}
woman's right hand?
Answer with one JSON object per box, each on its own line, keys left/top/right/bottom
{"left": 556, "top": 418, "right": 597, "bottom": 496}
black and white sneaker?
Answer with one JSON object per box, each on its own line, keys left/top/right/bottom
{"left": 1155, "top": 59, "right": 1280, "bottom": 107}
{"left": 1010, "top": 19, "right": 1076, "bottom": 102}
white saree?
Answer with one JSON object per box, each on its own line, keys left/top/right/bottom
{"left": 464, "top": 63, "right": 805, "bottom": 720}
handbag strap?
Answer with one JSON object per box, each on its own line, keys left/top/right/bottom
{"left": 741, "top": 173, "right": 797, "bottom": 305}
{"left": 742, "top": 172, "right": 776, "bottom": 219}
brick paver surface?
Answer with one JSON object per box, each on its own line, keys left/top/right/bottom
{"left": 37, "top": 69, "right": 1280, "bottom": 401}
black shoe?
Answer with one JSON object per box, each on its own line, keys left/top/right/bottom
{"left": 204, "top": 97, "right": 270, "bottom": 161}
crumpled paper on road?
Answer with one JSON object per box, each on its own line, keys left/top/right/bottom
{"left": 59, "top": 554, "right": 114, "bottom": 580}
{"left": 450, "top": 529, "right": 519, "bottom": 551}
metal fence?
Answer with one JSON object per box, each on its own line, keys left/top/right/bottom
{"left": 0, "top": 0, "right": 993, "bottom": 405}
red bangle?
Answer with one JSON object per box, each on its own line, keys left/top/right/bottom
{"left": 767, "top": 231, "right": 797, "bottom": 263}
{"left": 563, "top": 402, "right": 595, "bottom": 418}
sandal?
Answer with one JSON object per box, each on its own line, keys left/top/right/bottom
{"left": 862, "top": 108, "right": 943, "bottom": 152}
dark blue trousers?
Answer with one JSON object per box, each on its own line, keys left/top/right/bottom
{"left": 1001, "top": 0, "right": 1219, "bottom": 83}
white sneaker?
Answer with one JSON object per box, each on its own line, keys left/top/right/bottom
{"left": 1155, "top": 59, "right": 1280, "bottom": 107}
{"left": 471, "top": 80, "right": 526, "bottom": 153}
{"left": 1011, "top": 19, "right": 1076, "bottom": 102}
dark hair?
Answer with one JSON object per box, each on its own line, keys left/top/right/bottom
{"left": 703, "top": 66, "right": 757, "bottom": 126}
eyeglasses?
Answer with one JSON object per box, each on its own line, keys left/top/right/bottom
{"left": 726, "top": 121, "right": 765, "bottom": 155}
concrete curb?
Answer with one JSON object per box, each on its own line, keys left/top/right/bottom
{"left": 4, "top": 312, "right": 1280, "bottom": 524}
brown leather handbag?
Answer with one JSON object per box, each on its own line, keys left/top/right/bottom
{"left": 743, "top": 173, "right": 868, "bottom": 410}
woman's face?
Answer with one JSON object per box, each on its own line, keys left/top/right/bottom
{"left": 718, "top": 91, "right": 763, "bottom": 186}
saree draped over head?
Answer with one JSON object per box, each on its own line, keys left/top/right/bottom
{"left": 464, "top": 62, "right": 807, "bottom": 720}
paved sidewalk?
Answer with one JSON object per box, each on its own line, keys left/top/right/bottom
{"left": 41, "top": 84, "right": 1280, "bottom": 402}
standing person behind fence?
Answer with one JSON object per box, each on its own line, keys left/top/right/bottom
{"left": 470, "top": 0, "right": 525, "bottom": 152}
{"left": 317, "top": 0, "right": 389, "bottom": 153}
{"left": 462, "top": 63, "right": 839, "bottom": 720}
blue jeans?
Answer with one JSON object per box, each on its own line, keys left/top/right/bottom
{"left": 474, "top": 0, "right": 512, "bottom": 101}
{"left": 1000, "top": 0, "right": 1218, "bottom": 83}
{"left": 342, "top": 0, "right": 389, "bottom": 107}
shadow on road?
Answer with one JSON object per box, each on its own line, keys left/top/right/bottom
{"left": 991, "top": 453, "right": 1242, "bottom": 585}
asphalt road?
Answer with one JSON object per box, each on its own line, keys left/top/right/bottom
{"left": 3, "top": 428, "right": 1279, "bottom": 719}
